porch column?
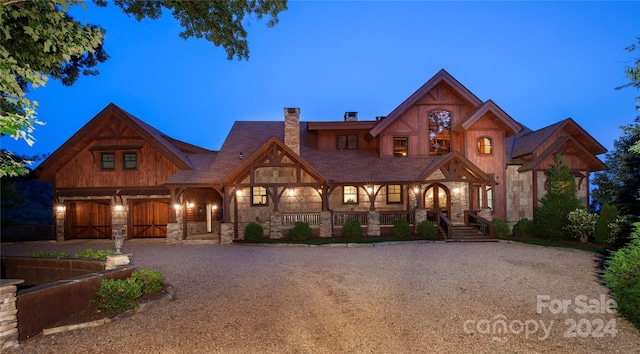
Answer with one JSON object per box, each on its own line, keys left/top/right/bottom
{"left": 319, "top": 211, "right": 332, "bottom": 237}
{"left": 54, "top": 203, "right": 65, "bottom": 242}
{"left": 0, "top": 280, "right": 22, "bottom": 350}
{"left": 270, "top": 211, "right": 283, "bottom": 239}
{"left": 367, "top": 210, "right": 380, "bottom": 237}
{"left": 220, "top": 223, "right": 234, "bottom": 244}
{"left": 414, "top": 208, "right": 427, "bottom": 226}
{"left": 166, "top": 203, "right": 183, "bottom": 244}
{"left": 111, "top": 198, "right": 128, "bottom": 240}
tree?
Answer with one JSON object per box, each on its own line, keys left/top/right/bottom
{"left": 591, "top": 118, "right": 640, "bottom": 217}
{"left": 616, "top": 36, "right": 640, "bottom": 153}
{"left": 0, "top": 0, "right": 287, "bottom": 178}
{"left": 533, "top": 154, "right": 583, "bottom": 241}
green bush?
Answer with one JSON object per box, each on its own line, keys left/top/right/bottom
{"left": 493, "top": 219, "right": 510, "bottom": 239}
{"left": 288, "top": 221, "right": 312, "bottom": 240}
{"left": 93, "top": 277, "right": 143, "bottom": 314}
{"left": 341, "top": 221, "right": 363, "bottom": 238}
{"left": 416, "top": 220, "right": 437, "bottom": 239}
{"left": 563, "top": 208, "right": 597, "bottom": 243}
{"left": 595, "top": 203, "right": 618, "bottom": 244}
{"left": 608, "top": 215, "right": 635, "bottom": 248}
{"left": 603, "top": 222, "right": 640, "bottom": 330}
{"left": 512, "top": 218, "right": 533, "bottom": 237}
{"left": 391, "top": 219, "right": 411, "bottom": 238}
{"left": 76, "top": 248, "right": 114, "bottom": 260}
{"left": 131, "top": 269, "right": 164, "bottom": 295}
{"left": 28, "top": 251, "right": 70, "bottom": 258}
{"left": 244, "top": 222, "right": 264, "bottom": 241}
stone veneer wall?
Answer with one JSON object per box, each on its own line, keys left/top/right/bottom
{"left": 505, "top": 166, "right": 534, "bottom": 225}
{"left": 0, "top": 280, "right": 21, "bottom": 350}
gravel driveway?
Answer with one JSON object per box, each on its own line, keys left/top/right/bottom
{"left": 2, "top": 239, "right": 639, "bottom": 353}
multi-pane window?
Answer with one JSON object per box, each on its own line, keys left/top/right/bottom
{"left": 101, "top": 153, "right": 115, "bottom": 170}
{"left": 336, "top": 134, "right": 358, "bottom": 150}
{"left": 393, "top": 137, "right": 408, "bottom": 157}
{"left": 343, "top": 186, "right": 358, "bottom": 204}
{"left": 387, "top": 184, "right": 403, "bottom": 203}
{"left": 123, "top": 152, "right": 137, "bottom": 169}
{"left": 477, "top": 137, "right": 492, "bottom": 154}
{"left": 478, "top": 186, "right": 494, "bottom": 210}
{"left": 428, "top": 109, "right": 451, "bottom": 155}
{"left": 252, "top": 187, "right": 268, "bottom": 206}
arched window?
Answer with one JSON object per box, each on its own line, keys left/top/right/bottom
{"left": 428, "top": 109, "right": 451, "bottom": 155}
{"left": 477, "top": 137, "right": 492, "bottom": 154}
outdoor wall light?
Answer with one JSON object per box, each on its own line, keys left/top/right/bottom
{"left": 173, "top": 204, "right": 182, "bottom": 210}
{"left": 236, "top": 190, "right": 243, "bottom": 197}
{"left": 56, "top": 205, "right": 65, "bottom": 212}
{"left": 453, "top": 187, "right": 461, "bottom": 195}
{"left": 288, "top": 189, "right": 295, "bottom": 197}
{"left": 366, "top": 187, "right": 373, "bottom": 194}
{"left": 114, "top": 204, "right": 124, "bottom": 212}
{"left": 413, "top": 187, "right": 420, "bottom": 194}
{"left": 187, "top": 202, "right": 195, "bottom": 208}
{"left": 212, "top": 204, "right": 218, "bottom": 210}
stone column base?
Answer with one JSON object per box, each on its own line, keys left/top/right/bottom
{"left": 319, "top": 211, "right": 332, "bottom": 238}
{"left": 166, "top": 223, "right": 183, "bottom": 244}
{"left": 367, "top": 211, "right": 380, "bottom": 237}
{"left": 220, "top": 223, "right": 235, "bottom": 244}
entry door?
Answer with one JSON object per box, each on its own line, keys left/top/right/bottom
{"left": 424, "top": 184, "right": 450, "bottom": 218}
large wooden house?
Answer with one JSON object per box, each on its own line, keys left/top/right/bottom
{"left": 36, "top": 69, "right": 607, "bottom": 243}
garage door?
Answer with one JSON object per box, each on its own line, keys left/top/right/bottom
{"left": 67, "top": 201, "right": 111, "bottom": 239}
{"left": 131, "top": 200, "right": 170, "bottom": 238}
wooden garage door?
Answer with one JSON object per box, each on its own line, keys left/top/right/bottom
{"left": 131, "top": 200, "right": 170, "bottom": 238}
{"left": 67, "top": 201, "right": 111, "bottom": 239}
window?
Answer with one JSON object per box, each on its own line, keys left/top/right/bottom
{"left": 393, "top": 137, "right": 408, "bottom": 157}
{"left": 477, "top": 137, "right": 492, "bottom": 154}
{"left": 387, "top": 185, "right": 403, "bottom": 203}
{"left": 343, "top": 186, "right": 358, "bottom": 204}
{"left": 252, "top": 187, "right": 268, "bottom": 206}
{"left": 101, "top": 153, "right": 115, "bottom": 170}
{"left": 336, "top": 134, "right": 358, "bottom": 150}
{"left": 478, "top": 186, "right": 494, "bottom": 210}
{"left": 428, "top": 109, "right": 451, "bottom": 155}
{"left": 123, "top": 152, "right": 137, "bottom": 169}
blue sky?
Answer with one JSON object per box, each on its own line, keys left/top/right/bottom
{"left": 5, "top": 1, "right": 639, "bottom": 166}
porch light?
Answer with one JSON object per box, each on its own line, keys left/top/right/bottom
{"left": 288, "top": 189, "right": 295, "bottom": 197}
{"left": 413, "top": 187, "right": 419, "bottom": 194}
{"left": 187, "top": 202, "right": 195, "bottom": 208}
{"left": 212, "top": 204, "right": 218, "bottom": 210}
{"left": 453, "top": 187, "right": 461, "bottom": 195}
{"left": 173, "top": 204, "right": 182, "bottom": 210}
{"left": 236, "top": 190, "right": 243, "bottom": 197}
{"left": 56, "top": 205, "right": 65, "bottom": 212}
{"left": 114, "top": 204, "right": 124, "bottom": 212}
{"left": 366, "top": 187, "right": 373, "bottom": 194}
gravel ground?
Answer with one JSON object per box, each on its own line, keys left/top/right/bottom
{"left": 2, "top": 239, "right": 639, "bottom": 353}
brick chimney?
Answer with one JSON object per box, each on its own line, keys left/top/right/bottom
{"left": 284, "top": 108, "right": 300, "bottom": 155}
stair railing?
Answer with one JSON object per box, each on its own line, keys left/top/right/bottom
{"left": 463, "top": 210, "right": 494, "bottom": 238}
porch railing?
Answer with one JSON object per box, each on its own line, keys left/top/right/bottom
{"left": 282, "top": 213, "right": 321, "bottom": 227}
{"left": 0, "top": 225, "right": 55, "bottom": 243}
{"left": 438, "top": 213, "right": 453, "bottom": 240}
{"left": 333, "top": 212, "right": 368, "bottom": 226}
{"left": 464, "top": 210, "right": 494, "bottom": 238}
{"left": 379, "top": 211, "right": 414, "bottom": 225}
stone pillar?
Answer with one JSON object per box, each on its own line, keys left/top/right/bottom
{"left": 166, "top": 223, "right": 183, "bottom": 244}
{"left": 367, "top": 211, "right": 380, "bottom": 237}
{"left": 270, "top": 211, "right": 283, "bottom": 239}
{"left": 55, "top": 206, "right": 65, "bottom": 242}
{"left": 478, "top": 208, "right": 493, "bottom": 221}
{"left": 111, "top": 203, "right": 128, "bottom": 240}
{"left": 414, "top": 208, "right": 427, "bottom": 227}
{"left": 319, "top": 211, "right": 332, "bottom": 238}
{"left": 284, "top": 108, "right": 300, "bottom": 155}
{"left": 220, "top": 223, "right": 235, "bottom": 244}
{"left": 0, "top": 279, "right": 23, "bottom": 350}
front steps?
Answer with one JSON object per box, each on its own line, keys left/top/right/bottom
{"left": 446, "top": 225, "right": 496, "bottom": 242}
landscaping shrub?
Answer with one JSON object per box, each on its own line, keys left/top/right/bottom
{"left": 341, "top": 221, "right": 363, "bottom": 238}
{"left": 493, "top": 219, "right": 510, "bottom": 239}
{"left": 131, "top": 269, "right": 164, "bottom": 295}
{"left": 563, "top": 208, "right": 597, "bottom": 243}
{"left": 512, "top": 218, "right": 533, "bottom": 237}
{"left": 608, "top": 215, "right": 635, "bottom": 248}
{"left": 244, "top": 222, "right": 264, "bottom": 241}
{"left": 288, "top": 221, "right": 312, "bottom": 240}
{"left": 595, "top": 203, "right": 618, "bottom": 244}
{"left": 391, "top": 219, "right": 411, "bottom": 238}
{"left": 93, "top": 277, "right": 143, "bottom": 314}
{"left": 603, "top": 222, "right": 640, "bottom": 330}
{"left": 28, "top": 251, "right": 70, "bottom": 258}
{"left": 76, "top": 248, "right": 114, "bottom": 260}
{"left": 416, "top": 220, "right": 437, "bottom": 239}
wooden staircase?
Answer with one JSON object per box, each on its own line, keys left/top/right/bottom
{"left": 446, "top": 225, "right": 496, "bottom": 242}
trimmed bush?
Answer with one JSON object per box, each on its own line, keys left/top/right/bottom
{"left": 563, "top": 208, "right": 597, "bottom": 243}
{"left": 493, "top": 219, "right": 510, "bottom": 239}
{"left": 391, "top": 219, "right": 411, "bottom": 238}
{"left": 341, "top": 221, "right": 363, "bottom": 238}
{"left": 603, "top": 222, "right": 640, "bottom": 330}
{"left": 512, "top": 218, "right": 533, "bottom": 237}
{"left": 416, "top": 220, "right": 437, "bottom": 239}
{"left": 93, "top": 277, "right": 143, "bottom": 314}
{"left": 288, "top": 221, "right": 312, "bottom": 240}
{"left": 28, "top": 251, "right": 70, "bottom": 258}
{"left": 595, "top": 203, "right": 618, "bottom": 244}
{"left": 76, "top": 248, "right": 114, "bottom": 260}
{"left": 131, "top": 269, "right": 164, "bottom": 295}
{"left": 244, "top": 222, "right": 264, "bottom": 241}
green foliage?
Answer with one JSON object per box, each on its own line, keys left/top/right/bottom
{"left": 533, "top": 154, "right": 583, "bottom": 241}
{"left": 493, "top": 219, "right": 510, "bottom": 239}
{"left": 416, "top": 220, "right": 437, "bottom": 239}
{"left": 603, "top": 223, "right": 640, "bottom": 330}
{"left": 288, "top": 221, "right": 312, "bottom": 240}
{"left": 131, "top": 269, "right": 164, "bottom": 295}
{"left": 563, "top": 208, "right": 597, "bottom": 243}
{"left": 512, "top": 218, "right": 533, "bottom": 237}
{"left": 76, "top": 248, "right": 114, "bottom": 260}
{"left": 341, "top": 221, "right": 363, "bottom": 238}
{"left": 391, "top": 219, "right": 411, "bottom": 238}
{"left": 28, "top": 251, "right": 69, "bottom": 258}
{"left": 608, "top": 215, "right": 636, "bottom": 248}
{"left": 595, "top": 203, "right": 619, "bottom": 244}
{"left": 244, "top": 222, "right": 264, "bottom": 241}
{"left": 93, "top": 277, "right": 143, "bottom": 314}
